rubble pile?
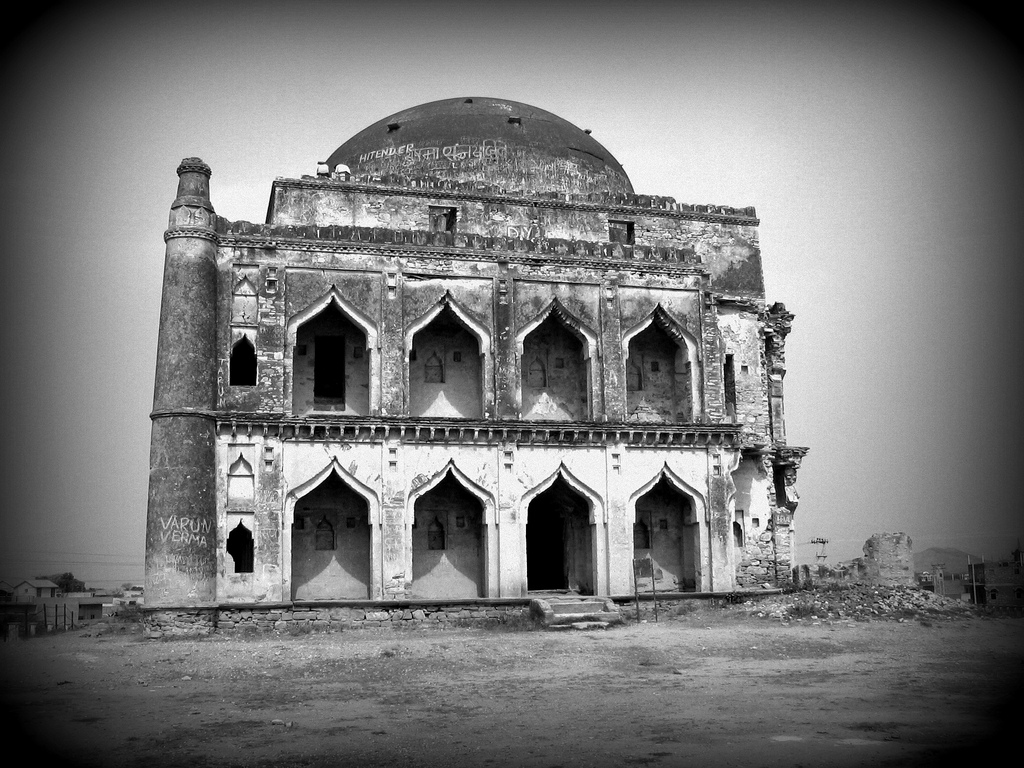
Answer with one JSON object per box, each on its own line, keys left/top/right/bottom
{"left": 743, "top": 584, "right": 979, "bottom": 623}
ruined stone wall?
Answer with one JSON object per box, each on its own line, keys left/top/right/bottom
{"left": 861, "top": 533, "right": 915, "bottom": 587}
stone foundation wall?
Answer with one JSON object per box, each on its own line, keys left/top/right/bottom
{"left": 144, "top": 601, "right": 530, "bottom": 638}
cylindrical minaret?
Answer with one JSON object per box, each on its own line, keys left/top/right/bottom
{"left": 145, "top": 158, "right": 219, "bottom": 606}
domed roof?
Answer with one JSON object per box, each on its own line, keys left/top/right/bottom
{"left": 326, "top": 97, "right": 632, "bottom": 196}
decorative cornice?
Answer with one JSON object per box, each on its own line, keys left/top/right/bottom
{"left": 275, "top": 176, "right": 760, "bottom": 226}
{"left": 164, "top": 227, "right": 219, "bottom": 243}
{"left": 202, "top": 414, "right": 744, "bottom": 448}
{"left": 177, "top": 158, "right": 211, "bottom": 177}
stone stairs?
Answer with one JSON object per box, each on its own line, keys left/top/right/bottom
{"left": 529, "top": 596, "right": 623, "bottom": 630}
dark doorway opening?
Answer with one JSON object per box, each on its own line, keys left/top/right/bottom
{"left": 527, "top": 501, "right": 565, "bottom": 590}
{"left": 526, "top": 477, "right": 594, "bottom": 594}
{"left": 314, "top": 335, "right": 345, "bottom": 400}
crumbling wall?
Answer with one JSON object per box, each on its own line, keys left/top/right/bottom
{"left": 794, "top": 533, "right": 915, "bottom": 587}
{"left": 860, "top": 533, "right": 915, "bottom": 586}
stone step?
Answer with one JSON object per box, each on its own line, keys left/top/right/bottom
{"left": 529, "top": 597, "right": 623, "bottom": 628}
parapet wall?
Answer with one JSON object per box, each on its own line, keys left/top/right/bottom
{"left": 311, "top": 172, "right": 758, "bottom": 219}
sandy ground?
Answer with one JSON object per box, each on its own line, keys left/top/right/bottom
{"left": 1, "top": 607, "right": 1021, "bottom": 768}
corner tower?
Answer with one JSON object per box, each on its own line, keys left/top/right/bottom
{"left": 145, "top": 158, "right": 219, "bottom": 606}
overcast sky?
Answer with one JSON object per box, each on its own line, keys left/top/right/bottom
{"left": 1, "top": 1, "right": 1020, "bottom": 586}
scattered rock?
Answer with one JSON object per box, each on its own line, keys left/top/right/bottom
{"left": 741, "top": 584, "right": 979, "bottom": 623}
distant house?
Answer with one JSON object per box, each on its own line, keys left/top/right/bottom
{"left": 0, "top": 581, "right": 14, "bottom": 602}
{"left": 968, "top": 548, "right": 1024, "bottom": 607}
{"left": 916, "top": 571, "right": 970, "bottom": 599}
{"left": 76, "top": 599, "right": 105, "bottom": 621}
{"left": 13, "top": 580, "right": 59, "bottom": 601}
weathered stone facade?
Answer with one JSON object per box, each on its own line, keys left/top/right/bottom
{"left": 145, "top": 98, "right": 808, "bottom": 624}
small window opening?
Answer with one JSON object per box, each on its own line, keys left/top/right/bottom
{"left": 424, "top": 352, "right": 444, "bottom": 383}
{"left": 508, "top": 116, "right": 521, "bottom": 125}
{"left": 314, "top": 517, "right": 335, "bottom": 550}
{"left": 554, "top": 358, "right": 565, "bottom": 369}
{"left": 988, "top": 589, "right": 998, "bottom": 601}
{"left": 353, "top": 345, "right": 364, "bottom": 359}
{"left": 650, "top": 361, "right": 660, "bottom": 373}
{"left": 724, "top": 354, "right": 737, "bottom": 420}
{"left": 429, "top": 206, "right": 457, "bottom": 234}
{"left": 294, "top": 516, "right": 305, "bottom": 531}
{"left": 659, "top": 518, "right": 668, "bottom": 530}
{"left": 387, "top": 122, "right": 400, "bottom": 132}
{"left": 456, "top": 516, "right": 466, "bottom": 528}
{"left": 230, "top": 337, "right": 257, "bottom": 386}
{"left": 226, "top": 521, "right": 254, "bottom": 573}
{"left": 428, "top": 517, "right": 446, "bottom": 550}
{"left": 609, "top": 220, "right": 635, "bottom": 245}
{"left": 452, "top": 350, "right": 462, "bottom": 363}
{"left": 633, "top": 520, "right": 651, "bottom": 549}
{"left": 464, "top": 98, "right": 473, "bottom": 103}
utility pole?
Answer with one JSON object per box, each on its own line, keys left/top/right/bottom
{"left": 811, "top": 537, "right": 829, "bottom": 564}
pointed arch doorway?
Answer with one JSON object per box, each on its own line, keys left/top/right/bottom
{"left": 526, "top": 476, "right": 596, "bottom": 594}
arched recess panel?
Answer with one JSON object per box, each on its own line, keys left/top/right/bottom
{"left": 633, "top": 477, "right": 699, "bottom": 592}
{"left": 290, "top": 472, "right": 371, "bottom": 599}
{"left": 292, "top": 304, "right": 369, "bottom": 415}
{"left": 408, "top": 306, "right": 483, "bottom": 418}
{"left": 625, "top": 323, "right": 690, "bottom": 422}
{"left": 521, "top": 315, "right": 588, "bottom": 421}
{"left": 411, "top": 473, "right": 484, "bottom": 598}
{"left": 526, "top": 476, "right": 595, "bottom": 594}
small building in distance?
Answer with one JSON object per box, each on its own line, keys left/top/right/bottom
{"left": 968, "top": 547, "right": 1024, "bottom": 607}
{"left": 12, "top": 580, "right": 59, "bottom": 601}
{"left": 145, "top": 97, "right": 808, "bottom": 624}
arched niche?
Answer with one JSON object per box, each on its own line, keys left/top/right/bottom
{"left": 629, "top": 465, "right": 707, "bottom": 593}
{"left": 284, "top": 460, "right": 381, "bottom": 600}
{"left": 621, "top": 305, "right": 700, "bottom": 422}
{"left": 286, "top": 286, "right": 378, "bottom": 416}
{"left": 516, "top": 299, "right": 598, "bottom": 421}
{"left": 408, "top": 470, "right": 488, "bottom": 598}
{"left": 404, "top": 293, "right": 491, "bottom": 418}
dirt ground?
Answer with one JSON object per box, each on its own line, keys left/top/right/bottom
{"left": 1, "top": 606, "right": 1021, "bottom": 768}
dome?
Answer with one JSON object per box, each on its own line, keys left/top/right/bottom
{"left": 326, "top": 97, "right": 632, "bottom": 196}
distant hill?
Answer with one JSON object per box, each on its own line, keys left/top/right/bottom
{"left": 913, "top": 547, "right": 981, "bottom": 575}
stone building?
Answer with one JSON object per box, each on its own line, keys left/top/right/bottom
{"left": 145, "top": 97, "right": 807, "bottom": 613}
